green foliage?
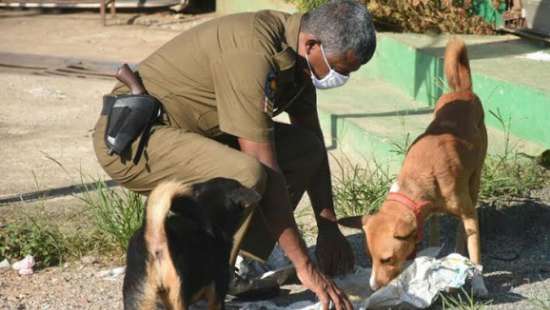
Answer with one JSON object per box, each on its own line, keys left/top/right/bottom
{"left": 440, "top": 288, "right": 492, "bottom": 309}
{"left": 0, "top": 221, "right": 67, "bottom": 268}
{"left": 332, "top": 156, "right": 393, "bottom": 217}
{"left": 389, "top": 132, "right": 412, "bottom": 156}
{"left": 79, "top": 180, "right": 145, "bottom": 250}
{"left": 0, "top": 218, "right": 111, "bottom": 269}
{"left": 479, "top": 110, "right": 548, "bottom": 201}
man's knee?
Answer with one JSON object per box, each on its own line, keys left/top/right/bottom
{"left": 236, "top": 158, "right": 268, "bottom": 195}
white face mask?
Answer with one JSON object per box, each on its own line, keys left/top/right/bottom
{"left": 305, "top": 44, "right": 349, "bottom": 90}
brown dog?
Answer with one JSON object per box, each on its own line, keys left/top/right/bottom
{"left": 339, "top": 38, "right": 488, "bottom": 294}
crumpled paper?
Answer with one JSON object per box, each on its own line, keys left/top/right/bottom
{"left": 234, "top": 247, "right": 486, "bottom": 310}
{"left": 363, "top": 253, "right": 484, "bottom": 309}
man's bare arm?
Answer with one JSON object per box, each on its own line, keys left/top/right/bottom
{"left": 289, "top": 111, "right": 338, "bottom": 227}
{"left": 236, "top": 136, "right": 352, "bottom": 309}
{"left": 290, "top": 110, "right": 355, "bottom": 276}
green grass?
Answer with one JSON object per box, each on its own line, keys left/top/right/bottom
{"left": 79, "top": 179, "right": 145, "bottom": 250}
{"left": 0, "top": 214, "right": 115, "bottom": 269}
{"left": 330, "top": 109, "right": 549, "bottom": 218}
{"left": 0, "top": 178, "right": 144, "bottom": 269}
{"left": 332, "top": 155, "right": 393, "bottom": 217}
{"left": 0, "top": 220, "right": 68, "bottom": 268}
{"left": 479, "top": 110, "right": 548, "bottom": 202}
{"left": 439, "top": 289, "right": 492, "bottom": 309}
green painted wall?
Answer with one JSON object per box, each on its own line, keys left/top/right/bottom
{"left": 365, "top": 35, "right": 550, "bottom": 148}
{"left": 365, "top": 36, "right": 445, "bottom": 107}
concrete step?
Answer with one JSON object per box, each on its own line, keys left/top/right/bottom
{"left": 315, "top": 76, "right": 545, "bottom": 171}
{"left": 366, "top": 33, "right": 550, "bottom": 149}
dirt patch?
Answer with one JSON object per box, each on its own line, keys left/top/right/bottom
{"left": 0, "top": 72, "right": 112, "bottom": 196}
{"left": 0, "top": 10, "right": 213, "bottom": 63}
{"left": 0, "top": 258, "right": 123, "bottom": 309}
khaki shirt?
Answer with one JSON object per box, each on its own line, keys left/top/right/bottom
{"left": 113, "top": 10, "right": 316, "bottom": 143}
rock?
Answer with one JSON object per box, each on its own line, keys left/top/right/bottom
{"left": 0, "top": 259, "right": 10, "bottom": 269}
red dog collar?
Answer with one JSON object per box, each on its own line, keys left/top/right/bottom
{"left": 386, "top": 192, "right": 430, "bottom": 243}
{"left": 386, "top": 192, "right": 430, "bottom": 260}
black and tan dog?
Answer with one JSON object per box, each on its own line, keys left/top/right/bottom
{"left": 123, "top": 178, "right": 260, "bottom": 310}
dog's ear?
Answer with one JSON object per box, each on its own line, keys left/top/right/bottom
{"left": 393, "top": 216, "right": 416, "bottom": 241}
{"left": 228, "top": 187, "right": 261, "bottom": 209}
{"left": 337, "top": 215, "right": 368, "bottom": 230}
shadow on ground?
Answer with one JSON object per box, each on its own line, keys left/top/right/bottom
{"left": 428, "top": 196, "right": 550, "bottom": 308}
{"left": 229, "top": 193, "right": 550, "bottom": 309}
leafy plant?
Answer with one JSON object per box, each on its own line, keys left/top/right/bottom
{"left": 0, "top": 221, "right": 68, "bottom": 268}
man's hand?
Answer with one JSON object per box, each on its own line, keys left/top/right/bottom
{"left": 315, "top": 228, "right": 355, "bottom": 277}
{"left": 296, "top": 261, "right": 353, "bottom": 310}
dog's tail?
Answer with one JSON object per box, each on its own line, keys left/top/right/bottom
{"left": 145, "top": 181, "right": 192, "bottom": 258}
{"left": 444, "top": 37, "right": 472, "bottom": 92}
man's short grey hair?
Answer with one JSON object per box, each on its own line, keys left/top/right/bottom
{"left": 301, "top": 0, "right": 376, "bottom": 64}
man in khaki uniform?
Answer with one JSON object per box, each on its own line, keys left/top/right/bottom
{"left": 93, "top": 1, "right": 376, "bottom": 308}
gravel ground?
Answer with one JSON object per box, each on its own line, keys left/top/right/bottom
{"left": 1, "top": 187, "right": 550, "bottom": 309}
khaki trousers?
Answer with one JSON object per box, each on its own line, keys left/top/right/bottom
{"left": 93, "top": 115, "right": 324, "bottom": 263}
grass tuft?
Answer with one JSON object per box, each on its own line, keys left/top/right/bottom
{"left": 440, "top": 288, "right": 492, "bottom": 310}
{"left": 480, "top": 110, "right": 548, "bottom": 201}
{"left": 79, "top": 179, "right": 145, "bottom": 250}
{"left": 0, "top": 221, "right": 68, "bottom": 269}
{"left": 332, "top": 156, "right": 393, "bottom": 217}
{"left": 0, "top": 218, "right": 115, "bottom": 269}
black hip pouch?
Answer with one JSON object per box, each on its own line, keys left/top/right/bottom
{"left": 102, "top": 94, "right": 161, "bottom": 164}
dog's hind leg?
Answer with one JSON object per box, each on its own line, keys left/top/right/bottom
{"left": 135, "top": 277, "right": 159, "bottom": 310}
